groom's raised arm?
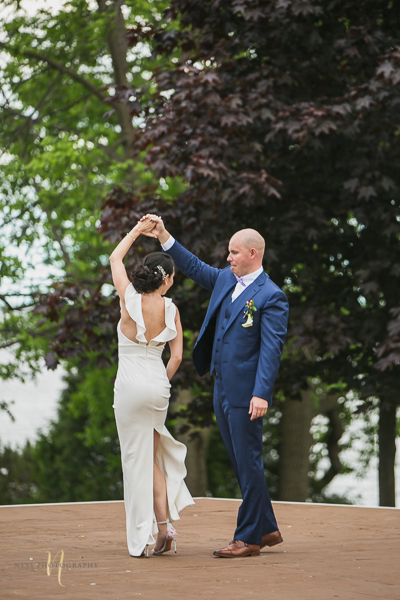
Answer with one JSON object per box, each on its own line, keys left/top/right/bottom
{"left": 142, "top": 215, "right": 220, "bottom": 291}
{"left": 164, "top": 238, "right": 221, "bottom": 292}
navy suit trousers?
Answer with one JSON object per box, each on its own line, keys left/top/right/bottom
{"left": 213, "top": 376, "right": 278, "bottom": 545}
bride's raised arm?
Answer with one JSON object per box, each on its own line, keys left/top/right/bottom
{"left": 109, "top": 219, "right": 156, "bottom": 298}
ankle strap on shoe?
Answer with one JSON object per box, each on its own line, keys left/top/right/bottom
{"left": 157, "top": 520, "right": 169, "bottom": 525}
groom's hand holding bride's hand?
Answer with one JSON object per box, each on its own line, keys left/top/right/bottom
{"left": 135, "top": 218, "right": 157, "bottom": 237}
{"left": 140, "top": 214, "right": 170, "bottom": 244}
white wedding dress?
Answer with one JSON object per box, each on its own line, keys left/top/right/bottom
{"left": 113, "top": 284, "right": 194, "bottom": 557}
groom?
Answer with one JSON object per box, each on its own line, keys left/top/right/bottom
{"left": 144, "top": 215, "right": 289, "bottom": 558}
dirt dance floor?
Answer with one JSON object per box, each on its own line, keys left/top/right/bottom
{"left": 0, "top": 497, "right": 399, "bottom": 600}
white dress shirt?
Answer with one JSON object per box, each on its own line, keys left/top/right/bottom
{"left": 161, "top": 235, "right": 176, "bottom": 252}
{"left": 230, "top": 266, "right": 264, "bottom": 301}
{"left": 161, "top": 236, "right": 264, "bottom": 302}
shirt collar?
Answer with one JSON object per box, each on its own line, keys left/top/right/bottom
{"left": 240, "top": 266, "right": 264, "bottom": 285}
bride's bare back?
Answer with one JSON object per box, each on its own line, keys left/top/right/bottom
{"left": 120, "top": 287, "right": 167, "bottom": 344}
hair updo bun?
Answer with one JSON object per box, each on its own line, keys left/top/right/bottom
{"left": 130, "top": 252, "right": 175, "bottom": 294}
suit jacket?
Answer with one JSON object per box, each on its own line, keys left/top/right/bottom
{"left": 167, "top": 241, "right": 289, "bottom": 407}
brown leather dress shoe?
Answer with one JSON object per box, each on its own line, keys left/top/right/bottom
{"left": 213, "top": 540, "right": 260, "bottom": 558}
{"left": 261, "top": 530, "right": 283, "bottom": 549}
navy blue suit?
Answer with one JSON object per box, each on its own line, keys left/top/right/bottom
{"left": 167, "top": 241, "right": 289, "bottom": 544}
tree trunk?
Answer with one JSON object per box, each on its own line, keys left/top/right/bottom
{"left": 313, "top": 395, "right": 344, "bottom": 491}
{"left": 98, "top": 0, "right": 135, "bottom": 159}
{"left": 173, "top": 389, "right": 212, "bottom": 497}
{"left": 278, "top": 390, "right": 314, "bottom": 501}
{"left": 378, "top": 399, "right": 397, "bottom": 507}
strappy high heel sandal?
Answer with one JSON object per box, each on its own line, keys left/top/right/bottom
{"left": 152, "top": 520, "right": 178, "bottom": 555}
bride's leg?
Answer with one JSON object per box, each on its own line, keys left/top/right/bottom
{"left": 153, "top": 430, "right": 168, "bottom": 551}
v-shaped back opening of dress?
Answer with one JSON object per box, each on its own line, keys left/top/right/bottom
{"left": 120, "top": 284, "right": 170, "bottom": 346}
{"left": 119, "top": 283, "right": 178, "bottom": 348}
{"left": 140, "top": 294, "right": 169, "bottom": 345}
{"left": 119, "top": 300, "right": 167, "bottom": 347}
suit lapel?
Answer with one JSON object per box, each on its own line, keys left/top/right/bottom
{"left": 205, "top": 272, "right": 236, "bottom": 323}
{"left": 224, "top": 272, "right": 266, "bottom": 334}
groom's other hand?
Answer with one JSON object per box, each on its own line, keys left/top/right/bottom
{"left": 140, "top": 214, "right": 170, "bottom": 244}
{"left": 249, "top": 396, "right": 269, "bottom": 420}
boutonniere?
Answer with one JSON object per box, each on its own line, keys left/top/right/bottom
{"left": 242, "top": 298, "right": 257, "bottom": 328}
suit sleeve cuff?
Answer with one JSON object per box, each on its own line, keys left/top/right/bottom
{"left": 161, "top": 235, "right": 175, "bottom": 251}
{"left": 252, "top": 390, "right": 273, "bottom": 406}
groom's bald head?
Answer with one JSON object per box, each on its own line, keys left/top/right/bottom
{"left": 233, "top": 229, "right": 265, "bottom": 258}
{"left": 228, "top": 229, "right": 265, "bottom": 276}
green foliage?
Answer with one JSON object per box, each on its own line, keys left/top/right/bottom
{"left": 0, "top": 366, "right": 122, "bottom": 505}
{"left": 206, "top": 423, "right": 240, "bottom": 499}
{"left": 66, "top": 361, "right": 118, "bottom": 455}
{"left": 206, "top": 406, "right": 354, "bottom": 503}
{"left": 0, "top": 443, "right": 38, "bottom": 505}
{"left": 0, "top": 0, "right": 171, "bottom": 377}
{"left": 30, "top": 368, "right": 121, "bottom": 504}
{"left": 0, "top": 0, "right": 173, "bottom": 503}
{"left": 3, "top": 0, "right": 399, "bottom": 506}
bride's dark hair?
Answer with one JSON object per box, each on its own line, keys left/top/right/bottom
{"left": 130, "top": 252, "right": 175, "bottom": 294}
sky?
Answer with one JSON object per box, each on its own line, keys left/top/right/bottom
{"left": 0, "top": 0, "right": 66, "bottom": 20}
{"left": 21, "top": 0, "right": 67, "bottom": 14}
{"left": 20, "top": 0, "right": 98, "bottom": 15}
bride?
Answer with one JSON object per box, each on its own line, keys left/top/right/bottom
{"left": 109, "top": 217, "right": 194, "bottom": 557}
